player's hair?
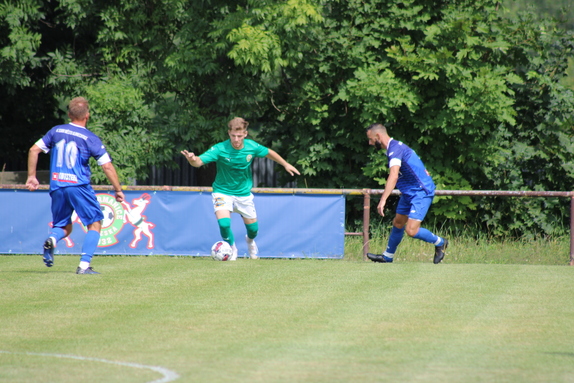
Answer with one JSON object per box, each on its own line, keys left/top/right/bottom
{"left": 228, "top": 117, "right": 249, "bottom": 131}
{"left": 68, "top": 97, "right": 90, "bottom": 121}
{"left": 366, "top": 123, "right": 386, "bottom": 133}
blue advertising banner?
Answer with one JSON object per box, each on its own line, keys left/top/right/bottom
{"left": 0, "top": 189, "right": 345, "bottom": 258}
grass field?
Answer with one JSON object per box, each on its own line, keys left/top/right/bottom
{"left": 345, "top": 234, "right": 571, "bottom": 265}
{"left": 1, "top": 250, "right": 574, "bottom": 382}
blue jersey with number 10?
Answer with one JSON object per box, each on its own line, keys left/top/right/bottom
{"left": 35, "top": 123, "right": 112, "bottom": 192}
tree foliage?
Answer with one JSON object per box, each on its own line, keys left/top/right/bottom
{"left": 1, "top": 0, "right": 573, "bottom": 236}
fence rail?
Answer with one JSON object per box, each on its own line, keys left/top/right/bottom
{"left": 2, "top": 185, "right": 572, "bottom": 264}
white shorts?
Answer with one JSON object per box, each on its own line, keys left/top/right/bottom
{"left": 212, "top": 193, "right": 257, "bottom": 219}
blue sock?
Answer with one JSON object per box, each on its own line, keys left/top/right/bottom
{"left": 385, "top": 226, "right": 405, "bottom": 256}
{"left": 413, "top": 228, "right": 442, "bottom": 245}
{"left": 80, "top": 230, "right": 100, "bottom": 263}
{"left": 50, "top": 227, "right": 66, "bottom": 243}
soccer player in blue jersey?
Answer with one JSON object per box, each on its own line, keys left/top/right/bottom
{"left": 26, "top": 97, "right": 125, "bottom": 274}
{"left": 181, "top": 117, "right": 300, "bottom": 260}
{"left": 365, "top": 123, "right": 448, "bottom": 264}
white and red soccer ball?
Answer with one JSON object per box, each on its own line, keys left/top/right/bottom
{"left": 210, "top": 241, "right": 233, "bottom": 261}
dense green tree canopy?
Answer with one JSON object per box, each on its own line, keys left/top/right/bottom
{"left": 1, "top": 0, "right": 573, "bottom": 236}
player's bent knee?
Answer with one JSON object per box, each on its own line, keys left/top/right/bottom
{"left": 246, "top": 222, "right": 258, "bottom": 239}
{"left": 218, "top": 217, "right": 231, "bottom": 230}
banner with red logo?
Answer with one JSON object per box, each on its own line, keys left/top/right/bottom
{"left": 0, "top": 190, "right": 345, "bottom": 258}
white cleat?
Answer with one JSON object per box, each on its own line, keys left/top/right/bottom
{"left": 229, "top": 244, "right": 238, "bottom": 261}
{"left": 246, "top": 235, "right": 259, "bottom": 259}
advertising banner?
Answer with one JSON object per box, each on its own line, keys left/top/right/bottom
{"left": 0, "top": 190, "right": 345, "bottom": 258}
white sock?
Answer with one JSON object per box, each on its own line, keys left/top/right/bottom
{"left": 79, "top": 261, "right": 90, "bottom": 270}
{"left": 383, "top": 252, "right": 394, "bottom": 259}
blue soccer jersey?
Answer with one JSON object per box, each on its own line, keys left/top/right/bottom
{"left": 35, "top": 123, "right": 112, "bottom": 192}
{"left": 386, "top": 138, "right": 435, "bottom": 196}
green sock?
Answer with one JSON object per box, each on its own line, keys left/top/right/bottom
{"left": 218, "top": 217, "right": 234, "bottom": 245}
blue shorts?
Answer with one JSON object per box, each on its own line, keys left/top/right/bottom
{"left": 396, "top": 189, "right": 434, "bottom": 221}
{"left": 50, "top": 185, "right": 104, "bottom": 228}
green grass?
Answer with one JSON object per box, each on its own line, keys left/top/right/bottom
{"left": 344, "top": 234, "right": 571, "bottom": 265}
{"left": 1, "top": 253, "right": 574, "bottom": 382}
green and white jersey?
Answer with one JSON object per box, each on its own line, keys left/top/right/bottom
{"left": 199, "top": 139, "right": 269, "bottom": 196}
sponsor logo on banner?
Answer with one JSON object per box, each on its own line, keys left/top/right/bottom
{"left": 122, "top": 193, "right": 156, "bottom": 249}
{"left": 60, "top": 193, "right": 156, "bottom": 249}
{"left": 98, "top": 193, "right": 126, "bottom": 246}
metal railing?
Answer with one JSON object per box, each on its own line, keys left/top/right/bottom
{"left": 2, "top": 185, "right": 573, "bottom": 264}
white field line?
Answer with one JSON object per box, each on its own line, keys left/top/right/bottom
{"left": 0, "top": 350, "right": 180, "bottom": 383}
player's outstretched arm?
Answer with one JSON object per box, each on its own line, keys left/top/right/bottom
{"left": 266, "top": 149, "right": 300, "bottom": 176}
{"left": 181, "top": 150, "right": 204, "bottom": 168}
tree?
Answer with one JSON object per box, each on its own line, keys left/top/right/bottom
{"left": 1, "top": 0, "right": 573, "bottom": 236}
{"left": 1, "top": 0, "right": 177, "bottom": 181}
{"left": 0, "top": 0, "right": 58, "bottom": 170}
{"left": 218, "top": 0, "right": 574, "bottom": 235}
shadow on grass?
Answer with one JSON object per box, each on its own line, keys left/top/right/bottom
{"left": 543, "top": 352, "right": 574, "bottom": 358}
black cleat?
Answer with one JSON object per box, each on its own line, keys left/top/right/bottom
{"left": 367, "top": 253, "right": 393, "bottom": 263}
{"left": 434, "top": 239, "right": 448, "bottom": 264}
{"left": 43, "top": 237, "right": 55, "bottom": 267}
{"left": 76, "top": 267, "right": 100, "bottom": 274}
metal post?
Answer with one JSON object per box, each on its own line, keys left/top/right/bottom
{"left": 362, "top": 190, "right": 370, "bottom": 261}
{"left": 570, "top": 195, "right": 574, "bottom": 266}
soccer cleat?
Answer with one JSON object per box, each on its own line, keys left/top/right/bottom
{"left": 229, "top": 244, "right": 238, "bottom": 261}
{"left": 76, "top": 267, "right": 100, "bottom": 274}
{"left": 434, "top": 239, "right": 448, "bottom": 264}
{"left": 246, "top": 235, "right": 259, "bottom": 259}
{"left": 43, "top": 237, "right": 56, "bottom": 267}
{"left": 367, "top": 253, "right": 393, "bottom": 263}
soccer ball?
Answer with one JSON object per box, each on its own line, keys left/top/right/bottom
{"left": 211, "top": 241, "right": 233, "bottom": 261}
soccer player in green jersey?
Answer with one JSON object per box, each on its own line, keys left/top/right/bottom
{"left": 181, "top": 117, "right": 300, "bottom": 260}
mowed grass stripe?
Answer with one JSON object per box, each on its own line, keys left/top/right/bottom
{"left": 1, "top": 256, "right": 573, "bottom": 382}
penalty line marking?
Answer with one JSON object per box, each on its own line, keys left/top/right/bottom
{"left": 0, "top": 350, "right": 180, "bottom": 383}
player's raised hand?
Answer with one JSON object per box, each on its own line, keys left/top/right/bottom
{"left": 284, "top": 164, "right": 300, "bottom": 177}
{"left": 180, "top": 150, "right": 203, "bottom": 168}
{"left": 181, "top": 150, "right": 196, "bottom": 163}
{"left": 181, "top": 150, "right": 195, "bottom": 160}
